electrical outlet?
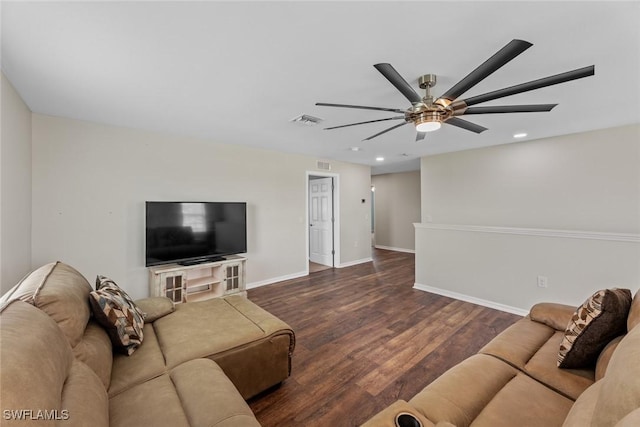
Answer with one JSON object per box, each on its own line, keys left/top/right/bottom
{"left": 537, "top": 275, "right": 549, "bottom": 288}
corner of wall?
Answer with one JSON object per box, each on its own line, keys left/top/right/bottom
{"left": 0, "top": 71, "right": 33, "bottom": 293}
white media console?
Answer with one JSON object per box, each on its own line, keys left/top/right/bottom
{"left": 148, "top": 255, "right": 246, "bottom": 303}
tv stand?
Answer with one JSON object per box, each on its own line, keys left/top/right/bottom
{"left": 179, "top": 256, "right": 225, "bottom": 266}
{"left": 148, "top": 255, "right": 246, "bottom": 303}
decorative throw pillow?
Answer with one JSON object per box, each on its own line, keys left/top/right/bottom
{"left": 89, "top": 275, "right": 145, "bottom": 355}
{"left": 558, "top": 288, "right": 632, "bottom": 368}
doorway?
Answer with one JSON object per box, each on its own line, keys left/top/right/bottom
{"left": 306, "top": 172, "right": 340, "bottom": 272}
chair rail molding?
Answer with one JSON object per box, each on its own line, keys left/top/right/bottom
{"left": 414, "top": 223, "right": 640, "bottom": 243}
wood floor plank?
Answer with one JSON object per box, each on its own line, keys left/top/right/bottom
{"left": 356, "top": 303, "right": 488, "bottom": 396}
{"left": 247, "top": 249, "right": 521, "bottom": 426}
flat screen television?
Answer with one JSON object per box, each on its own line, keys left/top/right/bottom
{"left": 145, "top": 201, "right": 247, "bottom": 267}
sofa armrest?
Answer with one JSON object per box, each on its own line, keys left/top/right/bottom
{"left": 361, "top": 400, "right": 443, "bottom": 427}
{"left": 135, "top": 297, "right": 175, "bottom": 322}
{"left": 529, "top": 302, "right": 576, "bottom": 331}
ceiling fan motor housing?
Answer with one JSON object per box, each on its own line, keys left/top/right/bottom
{"left": 407, "top": 100, "right": 451, "bottom": 127}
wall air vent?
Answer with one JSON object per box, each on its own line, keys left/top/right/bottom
{"left": 291, "top": 114, "right": 324, "bottom": 126}
{"left": 316, "top": 161, "right": 331, "bottom": 171}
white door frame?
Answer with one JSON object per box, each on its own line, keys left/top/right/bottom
{"left": 308, "top": 176, "right": 334, "bottom": 266}
{"left": 305, "top": 171, "right": 340, "bottom": 272}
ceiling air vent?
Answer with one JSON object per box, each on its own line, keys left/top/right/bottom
{"left": 291, "top": 114, "right": 324, "bottom": 126}
{"left": 316, "top": 161, "right": 331, "bottom": 171}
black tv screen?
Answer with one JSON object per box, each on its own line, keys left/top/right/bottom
{"left": 145, "top": 201, "right": 247, "bottom": 266}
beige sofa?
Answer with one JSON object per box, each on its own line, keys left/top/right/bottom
{"left": 0, "top": 262, "right": 295, "bottom": 427}
{"left": 364, "top": 290, "right": 640, "bottom": 427}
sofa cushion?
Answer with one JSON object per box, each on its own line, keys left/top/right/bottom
{"left": 562, "top": 380, "right": 602, "bottom": 427}
{"left": 471, "top": 373, "right": 574, "bottom": 427}
{"left": 60, "top": 360, "right": 109, "bottom": 427}
{"left": 530, "top": 303, "right": 576, "bottom": 331}
{"left": 0, "top": 261, "right": 92, "bottom": 347}
{"left": 109, "top": 323, "right": 167, "bottom": 397}
{"left": 153, "top": 295, "right": 292, "bottom": 369}
{"left": 592, "top": 325, "right": 640, "bottom": 426}
{"left": 594, "top": 335, "right": 624, "bottom": 381}
{"left": 169, "top": 359, "right": 261, "bottom": 427}
{"left": 615, "top": 408, "right": 640, "bottom": 427}
{"left": 480, "top": 317, "right": 555, "bottom": 369}
{"left": 558, "top": 288, "right": 632, "bottom": 368}
{"left": 72, "top": 320, "right": 113, "bottom": 389}
{"left": 523, "top": 330, "right": 594, "bottom": 400}
{"left": 0, "top": 300, "right": 108, "bottom": 427}
{"left": 481, "top": 317, "right": 594, "bottom": 401}
{"left": 90, "top": 275, "right": 145, "bottom": 355}
{"left": 0, "top": 301, "right": 74, "bottom": 421}
{"left": 109, "top": 359, "right": 260, "bottom": 427}
{"left": 627, "top": 289, "right": 640, "bottom": 331}
{"left": 409, "top": 354, "right": 518, "bottom": 426}
{"left": 109, "top": 372, "right": 191, "bottom": 427}
{"left": 408, "top": 354, "right": 574, "bottom": 427}
{"left": 135, "top": 296, "right": 175, "bottom": 322}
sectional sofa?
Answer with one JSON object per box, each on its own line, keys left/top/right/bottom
{"left": 0, "top": 262, "right": 295, "bottom": 427}
{"left": 363, "top": 289, "right": 640, "bottom": 427}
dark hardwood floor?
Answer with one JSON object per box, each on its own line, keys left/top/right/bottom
{"left": 247, "top": 249, "right": 521, "bottom": 426}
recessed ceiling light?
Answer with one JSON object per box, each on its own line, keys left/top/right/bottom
{"left": 513, "top": 132, "right": 528, "bottom": 139}
{"left": 375, "top": 157, "right": 384, "bottom": 162}
{"left": 349, "top": 147, "right": 361, "bottom": 152}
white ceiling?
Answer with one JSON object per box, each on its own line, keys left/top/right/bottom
{"left": 2, "top": 1, "right": 639, "bottom": 175}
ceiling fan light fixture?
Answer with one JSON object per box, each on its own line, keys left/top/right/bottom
{"left": 415, "top": 111, "right": 442, "bottom": 133}
{"left": 415, "top": 120, "right": 442, "bottom": 132}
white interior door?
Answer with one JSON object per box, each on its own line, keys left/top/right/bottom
{"left": 309, "top": 177, "right": 334, "bottom": 266}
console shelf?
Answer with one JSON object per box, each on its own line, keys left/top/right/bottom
{"left": 148, "top": 255, "right": 246, "bottom": 303}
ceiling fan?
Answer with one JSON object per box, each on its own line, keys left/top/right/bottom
{"left": 316, "top": 39, "right": 595, "bottom": 141}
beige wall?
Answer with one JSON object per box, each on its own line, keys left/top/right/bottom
{"left": 31, "top": 114, "right": 372, "bottom": 299}
{"left": 416, "top": 124, "right": 640, "bottom": 312}
{"left": 1, "top": 72, "right": 32, "bottom": 293}
{"left": 421, "top": 125, "right": 640, "bottom": 232}
{"left": 372, "top": 171, "right": 420, "bottom": 252}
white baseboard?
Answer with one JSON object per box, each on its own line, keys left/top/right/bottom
{"left": 247, "top": 258, "right": 373, "bottom": 290}
{"left": 413, "top": 283, "right": 529, "bottom": 316}
{"left": 246, "top": 270, "right": 308, "bottom": 290}
{"left": 374, "top": 245, "right": 415, "bottom": 254}
{"left": 338, "top": 257, "right": 373, "bottom": 268}
{"left": 413, "top": 223, "right": 640, "bottom": 243}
